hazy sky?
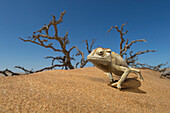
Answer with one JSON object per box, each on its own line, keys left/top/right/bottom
{"left": 0, "top": 0, "right": 170, "bottom": 72}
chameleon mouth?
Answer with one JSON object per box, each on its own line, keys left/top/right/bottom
{"left": 87, "top": 56, "right": 111, "bottom": 64}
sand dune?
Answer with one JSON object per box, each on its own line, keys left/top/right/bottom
{"left": 0, "top": 67, "right": 170, "bottom": 113}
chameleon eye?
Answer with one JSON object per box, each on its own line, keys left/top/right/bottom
{"left": 98, "top": 50, "right": 104, "bottom": 55}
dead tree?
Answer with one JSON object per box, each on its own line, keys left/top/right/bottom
{"left": 19, "top": 11, "right": 75, "bottom": 69}
{"left": 107, "top": 22, "right": 168, "bottom": 70}
{"left": 1, "top": 11, "right": 96, "bottom": 76}
{"left": 19, "top": 11, "right": 95, "bottom": 71}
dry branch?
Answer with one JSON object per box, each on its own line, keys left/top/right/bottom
{"left": 121, "top": 39, "right": 147, "bottom": 56}
{"left": 132, "top": 62, "right": 168, "bottom": 71}
{"left": 74, "top": 46, "right": 87, "bottom": 68}
{"left": 107, "top": 22, "right": 149, "bottom": 58}
{"left": 83, "top": 38, "right": 97, "bottom": 53}
{"left": 15, "top": 64, "right": 65, "bottom": 73}
{"left": 15, "top": 66, "right": 34, "bottom": 74}
{"left": 108, "top": 22, "right": 127, "bottom": 56}
{"left": 74, "top": 39, "right": 96, "bottom": 68}
{"left": 35, "top": 64, "right": 65, "bottom": 72}
{"left": 126, "top": 50, "right": 158, "bottom": 64}
{"left": 108, "top": 22, "right": 168, "bottom": 71}
{"left": 45, "top": 56, "right": 75, "bottom": 70}
{"left": 0, "top": 69, "right": 21, "bottom": 76}
{"left": 19, "top": 11, "right": 76, "bottom": 69}
{"left": 0, "top": 63, "right": 69, "bottom": 76}
{"left": 19, "top": 11, "right": 96, "bottom": 71}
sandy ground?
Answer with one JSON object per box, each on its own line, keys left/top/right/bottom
{"left": 0, "top": 67, "right": 170, "bottom": 113}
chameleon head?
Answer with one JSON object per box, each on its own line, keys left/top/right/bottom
{"left": 87, "top": 47, "right": 112, "bottom": 66}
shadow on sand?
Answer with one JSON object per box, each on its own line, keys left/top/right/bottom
{"left": 87, "top": 76, "right": 146, "bottom": 94}
{"left": 111, "top": 77, "right": 146, "bottom": 94}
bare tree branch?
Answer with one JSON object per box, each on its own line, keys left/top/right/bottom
{"left": 74, "top": 39, "right": 96, "bottom": 68}
{"left": 107, "top": 22, "right": 168, "bottom": 72}
{"left": 121, "top": 39, "right": 147, "bottom": 56}
{"left": 0, "top": 69, "right": 21, "bottom": 76}
{"left": 81, "top": 38, "right": 96, "bottom": 54}
{"left": 35, "top": 64, "right": 65, "bottom": 72}
{"left": 15, "top": 66, "right": 34, "bottom": 74}
{"left": 88, "top": 39, "right": 97, "bottom": 53}
{"left": 126, "top": 50, "right": 158, "bottom": 63}
{"left": 107, "top": 22, "right": 128, "bottom": 56}
{"left": 18, "top": 11, "right": 96, "bottom": 72}
{"left": 45, "top": 56, "right": 75, "bottom": 70}
{"left": 19, "top": 11, "right": 76, "bottom": 69}
{"left": 74, "top": 46, "right": 86, "bottom": 68}
{"left": 68, "top": 46, "right": 76, "bottom": 53}
{"left": 133, "top": 62, "right": 168, "bottom": 71}
{"left": 15, "top": 64, "right": 66, "bottom": 74}
{"left": 19, "top": 37, "right": 63, "bottom": 52}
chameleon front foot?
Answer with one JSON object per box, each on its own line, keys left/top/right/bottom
{"left": 111, "top": 82, "right": 121, "bottom": 90}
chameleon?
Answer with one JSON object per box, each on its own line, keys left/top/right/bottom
{"left": 87, "top": 47, "right": 144, "bottom": 90}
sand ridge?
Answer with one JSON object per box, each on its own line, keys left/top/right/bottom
{"left": 0, "top": 67, "right": 170, "bottom": 112}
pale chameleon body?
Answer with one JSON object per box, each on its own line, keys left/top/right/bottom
{"left": 87, "top": 47, "right": 144, "bottom": 90}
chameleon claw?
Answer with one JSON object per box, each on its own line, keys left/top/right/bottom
{"left": 111, "top": 82, "right": 121, "bottom": 90}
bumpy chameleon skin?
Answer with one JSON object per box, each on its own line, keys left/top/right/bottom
{"left": 87, "top": 47, "right": 144, "bottom": 90}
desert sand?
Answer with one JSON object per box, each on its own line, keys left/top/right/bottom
{"left": 0, "top": 67, "right": 170, "bottom": 113}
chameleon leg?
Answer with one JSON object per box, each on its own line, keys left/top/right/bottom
{"left": 108, "top": 72, "right": 114, "bottom": 83}
{"left": 129, "top": 67, "right": 144, "bottom": 81}
{"left": 111, "top": 66, "right": 130, "bottom": 90}
{"left": 106, "top": 72, "right": 114, "bottom": 86}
